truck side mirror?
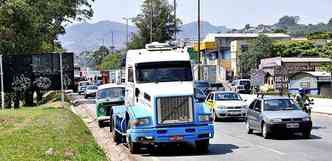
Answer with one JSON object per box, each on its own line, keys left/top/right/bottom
{"left": 135, "top": 88, "right": 140, "bottom": 97}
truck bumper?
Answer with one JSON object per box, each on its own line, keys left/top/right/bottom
{"left": 128, "top": 124, "right": 214, "bottom": 143}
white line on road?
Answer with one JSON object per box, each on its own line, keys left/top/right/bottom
{"left": 221, "top": 132, "right": 287, "bottom": 156}
{"left": 256, "top": 145, "right": 286, "bottom": 156}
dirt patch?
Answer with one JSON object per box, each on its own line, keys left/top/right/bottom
{"left": 72, "top": 103, "right": 137, "bottom": 161}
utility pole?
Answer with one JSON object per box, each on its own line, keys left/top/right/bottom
{"left": 174, "top": 0, "right": 177, "bottom": 41}
{"left": 0, "top": 55, "right": 4, "bottom": 110}
{"left": 197, "top": 0, "right": 201, "bottom": 80}
{"left": 59, "top": 53, "right": 64, "bottom": 108}
{"left": 150, "top": 0, "right": 153, "bottom": 43}
{"left": 122, "top": 17, "right": 132, "bottom": 50}
{"left": 111, "top": 31, "right": 114, "bottom": 54}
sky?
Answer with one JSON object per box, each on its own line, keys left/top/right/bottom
{"left": 89, "top": 0, "right": 332, "bottom": 28}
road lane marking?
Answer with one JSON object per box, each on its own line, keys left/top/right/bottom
{"left": 256, "top": 145, "right": 286, "bottom": 155}
{"left": 221, "top": 132, "right": 287, "bottom": 156}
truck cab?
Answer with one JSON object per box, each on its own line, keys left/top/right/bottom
{"left": 112, "top": 42, "right": 214, "bottom": 154}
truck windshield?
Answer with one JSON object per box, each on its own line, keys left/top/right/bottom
{"left": 136, "top": 61, "right": 193, "bottom": 83}
{"left": 97, "top": 87, "right": 125, "bottom": 99}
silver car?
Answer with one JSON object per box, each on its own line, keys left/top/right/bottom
{"left": 246, "top": 96, "right": 312, "bottom": 139}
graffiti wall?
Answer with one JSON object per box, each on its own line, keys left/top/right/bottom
{"left": 3, "top": 53, "right": 74, "bottom": 92}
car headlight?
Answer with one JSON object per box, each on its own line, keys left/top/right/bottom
{"left": 199, "top": 115, "right": 213, "bottom": 122}
{"left": 131, "top": 117, "right": 151, "bottom": 127}
{"left": 302, "top": 117, "right": 311, "bottom": 121}
{"left": 269, "top": 118, "right": 282, "bottom": 123}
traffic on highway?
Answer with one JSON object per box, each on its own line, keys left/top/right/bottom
{"left": 72, "top": 42, "right": 332, "bottom": 161}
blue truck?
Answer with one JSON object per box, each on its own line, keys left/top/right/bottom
{"left": 111, "top": 42, "right": 214, "bottom": 154}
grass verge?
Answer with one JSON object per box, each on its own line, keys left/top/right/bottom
{"left": 0, "top": 104, "right": 107, "bottom": 161}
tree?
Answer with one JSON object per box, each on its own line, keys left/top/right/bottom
{"left": 100, "top": 54, "right": 122, "bottom": 70}
{"left": 89, "top": 46, "right": 110, "bottom": 67}
{"left": 272, "top": 40, "right": 318, "bottom": 57}
{"left": 319, "top": 43, "right": 332, "bottom": 73}
{"left": 128, "top": 0, "right": 181, "bottom": 49}
{"left": 244, "top": 24, "right": 251, "bottom": 30}
{"left": 0, "top": 0, "right": 94, "bottom": 55}
{"left": 239, "top": 34, "right": 273, "bottom": 78}
{"left": 0, "top": 0, "right": 94, "bottom": 106}
{"left": 328, "top": 18, "right": 332, "bottom": 25}
{"left": 276, "top": 16, "right": 300, "bottom": 28}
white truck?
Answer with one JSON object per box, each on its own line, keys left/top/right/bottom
{"left": 111, "top": 42, "right": 214, "bottom": 153}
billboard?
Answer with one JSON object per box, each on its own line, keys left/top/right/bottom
{"left": 3, "top": 53, "right": 74, "bottom": 92}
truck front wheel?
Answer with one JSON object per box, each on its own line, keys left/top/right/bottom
{"left": 196, "top": 139, "right": 209, "bottom": 153}
{"left": 128, "top": 137, "right": 140, "bottom": 154}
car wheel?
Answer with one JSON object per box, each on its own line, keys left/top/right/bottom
{"left": 303, "top": 131, "right": 311, "bottom": 139}
{"left": 196, "top": 139, "right": 209, "bottom": 153}
{"left": 262, "top": 123, "right": 270, "bottom": 139}
{"left": 98, "top": 120, "right": 104, "bottom": 128}
{"left": 112, "top": 129, "right": 121, "bottom": 143}
{"left": 128, "top": 136, "right": 140, "bottom": 154}
{"left": 246, "top": 121, "right": 253, "bottom": 134}
{"left": 109, "top": 119, "right": 113, "bottom": 132}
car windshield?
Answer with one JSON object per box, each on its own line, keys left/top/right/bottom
{"left": 215, "top": 93, "right": 242, "bottom": 101}
{"left": 264, "top": 99, "right": 300, "bottom": 111}
{"left": 136, "top": 61, "right": 193, "bottom": 83}
{"left": 97, "top": 87, "right": 125, "bottom": 100}
{"left": 87, "top": 85, "right": 97, "bottom": 90}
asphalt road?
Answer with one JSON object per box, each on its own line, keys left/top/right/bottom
{"left": 81, "top": 97, "right": 332, "bottom": 161}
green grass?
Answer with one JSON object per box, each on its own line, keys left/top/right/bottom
{"left": 0, "top": 105, "right": 108, "bottom": 161}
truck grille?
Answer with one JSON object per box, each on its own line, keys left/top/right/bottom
{"left": 157, "top": 96, "right": 193, "bottom": 124}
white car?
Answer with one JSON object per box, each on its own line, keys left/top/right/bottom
{"left": 205, "top": 91, "right": 247, "bottom": 120}
{"left": 78, "top": 81, "right": 89, "bottom": 95}
{"left": 84, "top": 85, "right": 98, "bottom": 98}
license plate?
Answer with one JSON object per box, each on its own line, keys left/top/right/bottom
{"left": 229, "top": 112, "right": 241, "bottom": 115}
{"left": 169, "top": 136, "right": 184, "bottom": 142}
{"left": 287, "top": 123, "right": 299, "bottom": 128}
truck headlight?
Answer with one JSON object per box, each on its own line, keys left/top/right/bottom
{"left": 302, "top": 117, "right": 310, "bottom": 121}
{"left": 199, "top": 115, "right": 212, "bottom": 122}
{"left": 269, "top": 118, "right": 282, "bottom": 123}
{"left": 131, "top": 117, "right": 151, "bottom": 127}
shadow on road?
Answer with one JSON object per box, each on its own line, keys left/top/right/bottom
{"left": 141, "top": 143, "right": 239, "bottom": 157}
{"left": 312, "top": 126, "right": 327, "bottom": 130}
{"left": 215, "top": 118, "right": 246, "bottom": 123}
{"left": 251, "top": 132, "right": 322, "bottom": 140}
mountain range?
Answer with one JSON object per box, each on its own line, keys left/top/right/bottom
{"left": 58, "top": 20, "right": 230, "bottom": 54}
